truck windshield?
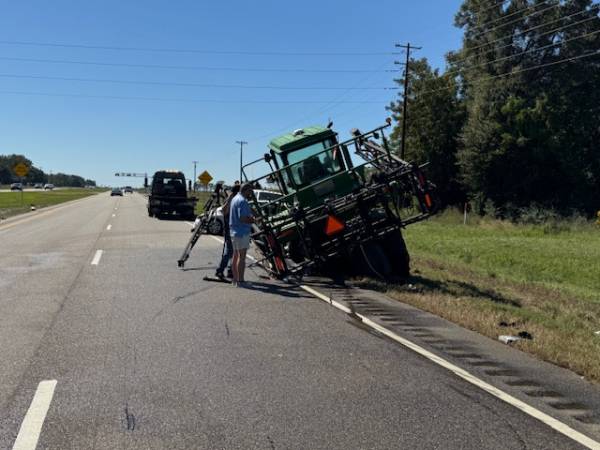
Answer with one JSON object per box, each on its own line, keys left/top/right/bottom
{"left": 155, "top": 177, "right": 186, "bottom": 195}
{"left": 285, "top": 139, "right": 342, "bottom": 187}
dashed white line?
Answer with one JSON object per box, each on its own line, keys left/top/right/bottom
{"left": 91, "top": 250, "right": 103, "bottom": 265}
{"left": 300, "top": 285, "right": 600, "bottom": 450}
{"left": 111, "top": 214, "right": 116, "bottom": 217}
{"left": 12, "top": 380, "right": 57, "bottom": 450}
{"left": 106, "top": 224, "right": 112, "bottom": 231}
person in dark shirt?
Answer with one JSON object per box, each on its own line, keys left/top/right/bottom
{"left": 215, "top": 183, "right": 240, "bottom": 279}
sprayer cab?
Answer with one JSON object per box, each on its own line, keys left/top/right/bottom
{"left": 267, "top": 126, "right": 359, "bottom": 209}
{"left": 245, "top": 120, "right": 438, "bottom": 281}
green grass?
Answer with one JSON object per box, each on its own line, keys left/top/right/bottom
{"left": 404, "top": 210, "right": 600, "bottom": 303}
{"left": 193, "top": 191, "right": 214, "bottom": 215}
{"left": 357, "top": 210, "right": 600, "bottom": 383}
{"left": 0, "top": 188, "right": 103, "bottom": 218}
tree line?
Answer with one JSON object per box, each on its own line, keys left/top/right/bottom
{"left": 0, "top": 154, "right": 96, "bottom": 187}
{"left": 389, "top": 0, "right": 600, "bottom": 218}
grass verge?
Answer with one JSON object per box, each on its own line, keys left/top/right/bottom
{"left": 356, "top": 211, "right": 600, "bottom": 383}
{"left": 0, "top": 189, "right": 103, "bottom": 219}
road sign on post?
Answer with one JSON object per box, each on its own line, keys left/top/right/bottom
{"left": 198, "top": 170, "right": 213, "bottom": 186}
{"left": 13, "top": 163, "right": 29, "bottom": 178}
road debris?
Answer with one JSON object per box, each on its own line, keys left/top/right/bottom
{"left": 518, "top": 331, "right": 533, "bottom": 340}
{"left": 498, "top": 335, "right": 522, "bottom": 345}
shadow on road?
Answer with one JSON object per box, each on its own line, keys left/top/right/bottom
{"left": 244, "top": 281, "right": 308, "bottom": 299}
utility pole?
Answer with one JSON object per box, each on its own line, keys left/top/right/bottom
{"left": 192, "top": 160, "right": 198, "bottom": 191}
{"left": 395, "top": 42, "right": 421, "bottom": 160}
{"left": 236, "top": 140, "right": 248, "bottom": 182}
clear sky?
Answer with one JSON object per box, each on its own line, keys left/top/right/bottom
{"left": 0, "top": 0, "right": 464, "bottom": 186}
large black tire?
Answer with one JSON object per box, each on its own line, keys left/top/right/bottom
{"left": 355, "top": 242, "right": 392, "bottom": 279}
{"left": 380, "top": 229, "right": 410, "bottom": 278}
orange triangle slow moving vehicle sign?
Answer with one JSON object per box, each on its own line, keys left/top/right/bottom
{"left": 325, "top": 215, "right": 345, "bottom": 236}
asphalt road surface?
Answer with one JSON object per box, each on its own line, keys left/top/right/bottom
{"left": 0, "top": 192, "right": 597, "bottom": 449}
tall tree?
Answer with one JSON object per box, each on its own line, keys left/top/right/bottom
{"left": 453, "top": 0, "right": 600, "bottom": 215}
{"left": 388, "top": 58, "right": 466, "bottom": 206}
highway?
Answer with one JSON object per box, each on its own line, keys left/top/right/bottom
{"left": 0, "top": 192, "right": 598, "bottom": 449}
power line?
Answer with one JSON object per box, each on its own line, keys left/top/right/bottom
{"left": 0, "top": 73, "right": 399, "bottom": 90}
{"left": 0, "top": 90, "right": 390, "bottom": 104}
{"left": 246, "top": 60, "right": 394, "bottom": 140}
{"left": 395, "top": 43, "right": 422, "bottom": 159}
{"left": 470, "top": 1, "right": 562, "bottom": 38}
{"left": 415, "top": 50, "right": 600, "bottom": 98}
{"left": 0, "top": 55, "right": 400, "bottom": 74}
{"left": 471, "top": 0, "right": 555, "bottom": 32}
{"left": 452, "top": 11, "right": 600, "bottom": 65}
{"left": 0, "top": 40, "right": 396, "bottom": 56}
{"left": 445, "top": 28, "right": 600, "bottom": 78}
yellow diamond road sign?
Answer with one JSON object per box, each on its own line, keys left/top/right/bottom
{"left": 13, "top": 163, "right": 29, "bottom": 178}
{"left": 198, "top": 170, "right": 213, "bottom": 186}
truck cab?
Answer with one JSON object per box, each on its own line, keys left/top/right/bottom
{"left": 148, "top": 170, "right": 196, "bottom": 219}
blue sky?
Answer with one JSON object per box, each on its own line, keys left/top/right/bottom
{"left": 0, "top": 0, "right": 464, "bottom": 186}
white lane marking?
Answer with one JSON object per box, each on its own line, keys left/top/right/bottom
{"left": 111, "top": 214, "right": 116, "bottom": 218}
{"left": 106, "top": 224, "right": 112, "bottom": 231}
{"left": 190, "top": 220, "right": 599, "bottom": 447}
{"left": 91, "top": 250, "right": 103, "bottom": 265}
{"left": 300, "top": 285, "right": 600, "bottom": 450}
{"left": 114, "top": 207, "right": 118, "bottom": 210}
{"left": 12, "top": 380, "right": 57, "bottom": 450}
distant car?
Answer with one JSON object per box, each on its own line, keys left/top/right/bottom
{"left": 124, "top": 186, "right": 133, "bottom": 194}
{"left": 111, "top": 187, "right": 123, "bottom": 196}
{"left": 34, "top": 183, "right": 43, "bottom": 189}
{"left": 10, "top": 182, "right": 23, "bottom": 191}
{"left": 44, "top": 184, "right": 54, "bottom": 190}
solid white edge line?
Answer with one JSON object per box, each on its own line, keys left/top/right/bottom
{"left": 12, "top": 380, "right": 57, "bottom": 450}
{"left": 184, "top": 221, "right": 600, "bottom": 447}
{"left": 91, "top": 249, "right": 103, "bottom": 265}
{"left": 106, "top": 224, "right": 112, "bottom": 231}
{"left": 299, "top": 284, "right": 600, "bottom": 450}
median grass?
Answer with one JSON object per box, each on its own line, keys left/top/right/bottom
{"left": 0, "top": 188, "right": 103, "bottom": 219}
{"left": 357, "top": 210, "right": 600, "bottom": 383}
{"left": 193, "top": 191, "right": 214, "bottom": 215}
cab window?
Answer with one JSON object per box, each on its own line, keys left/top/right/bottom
{"left": 285, "top": 139, "right": 342, "bottom": 188}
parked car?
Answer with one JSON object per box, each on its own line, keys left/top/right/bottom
{"left": 124, "top": 186, "right": 133, "bottom": 194}
{"left": 34, "top": 183, "right": 43, "bottom": 189}
{"left": 205, "top": 189, "right": 282, "bottom": 235}
{"left": 111, "top": 187, "right": 123, "bottom": 196}
{"left": 10, "top": 182, "right": 23, "bottom": 191}
{"left": 254, "top": 189, "right": 283, "bottom": 205}
{"left": 44, "top": 184, "right": 54, "bottom": 190}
